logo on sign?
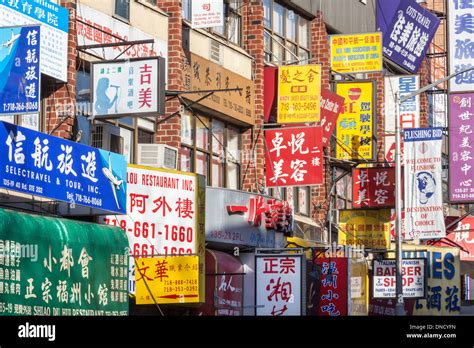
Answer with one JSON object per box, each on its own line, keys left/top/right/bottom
{"left": 416, "top": 171, "right": 436, "bottom": 204}
{"left": 202, "top": 3, "right": 211, "bottom": 11}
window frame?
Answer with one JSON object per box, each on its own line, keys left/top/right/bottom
{"left": 114, "top": 0, "right": 130, "bottom": 22}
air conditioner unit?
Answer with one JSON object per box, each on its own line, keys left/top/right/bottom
{"left": 137, "top": 143, "right": 178, "bottom": 170}
{"left": 90, "top": 123, "right": 124, "bottom": 154}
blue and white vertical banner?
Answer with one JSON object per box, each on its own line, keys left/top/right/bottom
{"left": 0, "top": 121, "right": 127, "bottom": 215}
{"left": 0, "top": 0, "right": 69, "bottom": 82}
{"left": 0, "top": 25, "right": 40, "bottom": 115}
{"left": 448, "top": 0, "right": 474, "bottom": 92}
{"left": 403, "top": 127, "right": 445, "bottom": 240}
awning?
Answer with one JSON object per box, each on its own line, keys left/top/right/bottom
{"left": 292, "top": 214, "right": 325, "bottom": 245}
{"left": 0, "top": 208, "right": 129, "bottom": 316}
{"left": 286, "top": 235, "right": 325, "bottom": 260}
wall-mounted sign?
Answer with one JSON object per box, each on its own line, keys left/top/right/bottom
{"left": 336, "top": 81, "right": 375, "bottom": 161}
{"left": 330, "top": 32, "right": 382, "bottom": 74}
{"left": 373, "top": 259, "right": 426, "bottom": 298}
{"left": 277, "top": 65, "right": 321, "bottom": 123}
{"left": 352, "top": 167, "right": 396, "bottom": 208}
{"left": 265, "top": 127, "right": 323, "bottom": 187}
{"left": 0, "top": 0, "right": 69, "bottom": 82}
{"left": 256, "top": 253, "right": 303, "bottom": 316}
{"left": 135, "top": 256, "right": 200, "bottom": 304}
{"left": 0, "top": 25, "right": 40, "bottom": 116}
{"left": 0, "top": 121, "right": 127, "bottom": 214}
{"left": 449, "top": 93, "right": 474, "bottom": 203}
{"left": 191, "top": 0, "right": 224, "bottom": 29}
{"left": 92, "top": 57, "right": 165, "bottom": 118}
{"left": 439, "top": 217, "right": 474, "bottom": 261}
{"left": 182, "top": 53, "right": 255, "bottom": 125}
{"left": 320, "top": 89, "right": 345, "bottom": 147}
{"left": 316, "top": 257, "right": 348, "bottom": 316}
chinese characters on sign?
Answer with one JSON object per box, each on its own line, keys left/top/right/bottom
{"left": 448, "top": 0, "right": 474, "bottom": 92}
{"left": 0, "top": 121, "right": 127, "bottom": 214}
{"left": 277, "top": 65, "right": 321, "bottom": 123}
{"left": 449, "top": 93, "right": 474, "bottom": 202}
{"left": 404, "top": 128, "right": 445, "bottom": 240}
{"left": 256, "top": 254, "right": 302, "bottom": 316}
{"left": 352, "top": 167, "right": 396, "bottom": 208}
{"left": 191, "top": 0, "right": 224, "bottom": 29}
{"left": 92, "top": 57, "right": 165, "bottom": 117}
{"left": 320, "top": 89, "right": 345, "bottom": 147}
{"left": 382, "top": 0, "right": 440, "bottom": 73}
{"left": 316, "top": 257, "right": 348, "bottom": 316}
{"left": 181, "top": 53, "right": 255, "bottom": 125}
{"left": 135, "top": 256, "right": 199, "bottom": 305}
{"left": 384, "top": 76, "right": 420, "bottom": 165}
{"left": 265, "top": 127, "right": 323, "bottom": 187}
{"left": 101, "top": 165, "right": 198, "bottom": 295}
{"left": 335, "top": 81, "right": 375, "bottom": 160}
{"left": 441, "top": 217, "right": 474, "bottom": 261}
{"left": 338, "top": 209, "right": 391, "bottom": 250}
{"left": 0, "top": 0, "right": 69, "bottom": 81}
{"left": 0, "top": 26, "right": 40, "bottom": 115}
{"left": 330, "top": 32, "right": 382, "bottom": 74}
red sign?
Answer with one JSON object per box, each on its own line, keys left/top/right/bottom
{"left": 443, "top": 217, "right": 474, "bottom": 261}
{"left": 265, "top": 127, "right": 323, "bottom": 187}
{"left": 316, "top": 257, "right": 347, "bottom": 316}
{"left": 320, "top": 89, "right": 344, "bottom": 147}
{"left": 352, "top": 167, "right": 396, "bottom": 208}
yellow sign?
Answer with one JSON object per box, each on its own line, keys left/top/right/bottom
{"left": 135, "top": 256, "right": 200, "bottom": 304}
{"left": 335, "top": 81, "right": 374, "bottom": 160}
{"left": 338, "top": 209, "right": 390, "bottom": 249}
{"left": 277, "top": 64, "right": 321, "bottom": 123}
{"left": 330, "top": 32, "right": 382, "bottom": 74}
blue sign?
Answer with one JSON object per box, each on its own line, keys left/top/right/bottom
{"left": 0, "top": 121, "right": 127, "bottom": 214}
{"left": 0, "top": 25, "right": 40, "bottom": 115}
{"left": 382, "top": 0, "right": 440, "bottom": 73}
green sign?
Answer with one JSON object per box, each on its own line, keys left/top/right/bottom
{"left": 0, "top": 208, "right": 129, "bottom": 315}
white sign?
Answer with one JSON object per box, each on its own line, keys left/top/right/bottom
{"left": 403, "top": 128, "right": 445, "bottom": 240}
{"left": 373, "top": 259, "right": 425, "bottom": 298}
{"left": 101, "top": 165, "right": 198, "bottom": 294}
{"left": 256, "top": 254, "right": 302, "bottom": 316}
{"left": 448, "top": 0, "right": 474, "bottom": 92}
{"left": 0, "top": 0, "right": 69, "bottom": 81}
{"left": 92, "top": 57, "right": 163, "bottom": 117}
{"left": 384, "top": 76, "right": 420, "bottom": 165}
{"left": 191, "top": 0, "right": 224, "bottom": 29}
{"left": 350, "top": 276, "right": 362, "bottom": 299}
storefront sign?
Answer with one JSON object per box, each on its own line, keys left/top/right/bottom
{"left": 0, "top": 0, "right": 68, "bottom": 81}
{"left": 0, "top": 121, "right": 127, "bottom": 214}
{"left": 277, "top": 65, "right": 321, "bottom": 123}
{"left": 443, "top": 216, "right": 474, "bottom": 261}
{"left": 0, "top": 208, "right": 129, "bottom": 316}
{"left": 373, "top": 259, "right": 426, "bottom": 298}
{"left": 0, "top": 26, "right": 40, "bottom": 115}
{"left": 205, "top": 188, "right": 291, "bottom": 248}
{"left": 76, "top": 4, "right": 167, "bottom": 63}
{"left": 382, "top": 0, "right": 439, "bottom": 73}
{"left": 449, "top": 93, "right": 474, "bottom": 202}
{"left": 191, "top": 0, "right": 224, "bottom": 29}
{"left": 352, "top": 167, "right": 396, "bottom": 208}
{"left": 320, "top": 89, "right": 345, "bottom": 147}
{"left": 384, "top": 76, "right": 420, "bottom": 165}
{"left": 448, "top": 0, "right": 474, "bottom": 92}
{"left": 316, "top": 257, "right": 348, "bottom": 316}
{"left": 330, "top": 32, "right": 382, "bottom": 74}
{"left": 404, "top": 128, "right": 445, "bottom": 239}
{"left": 338, "top": 209, "right": 391, "bottom": 250}
{"left": 101, "top": 165, "right": 198, "bottom": 294}
{"left": 265, "top": 127, "right": 323, "bottom": 187}
{"left": 182, "top": 53, "right": 254, "bottom": 125}
{"left": 92, "top": 57, "right": 165, "bottom": 118}
{"left": 135, "top": 255, "right": 199, "bottom": 304}
{"left": 335, "top": 81, "right": 375, "bottom": 160}
{"left": 349, "top": 258, "right": 368, "bottom": 315}
{"left": 256, "top": 254, "right": 302, "bottom": 316}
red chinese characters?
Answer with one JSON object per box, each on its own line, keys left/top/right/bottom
{"left": 265, "top": 127, "right": 323, "bottom": 187}
{"left": 316, "top": 257, "right": 348, "bottom": 316}
{"left": 352, "top": 167, "right": 396, "bottom": 208}
{"left": 320, "top": 89, "right": 345, "bottom": 147}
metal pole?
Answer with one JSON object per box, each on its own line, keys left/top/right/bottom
{"left": 394, "top": 91, "right": 405, "bottom": 316}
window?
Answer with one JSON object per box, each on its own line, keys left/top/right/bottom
{"left": 181, "top": 111, "right": 241, "bottom": 188}
{"left": 296, "top": 187, "right": 310, "bottom": 216}
{"left": 182, "top": 0, "right": 191, "bottom": 21}
{"left": 263, "top": 1, "right": 311, "bottom": 65}
{"left": 115, "top": 0, "right": 130, "bottom": 21}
